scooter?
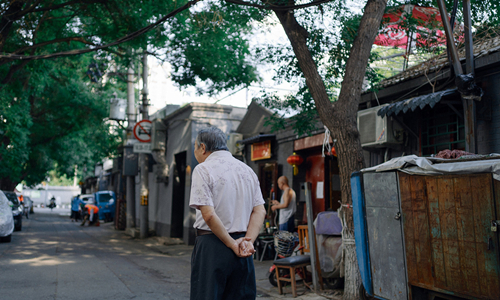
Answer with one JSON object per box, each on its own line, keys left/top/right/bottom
{"left": 48, "top": 198, "right": 56, "bottom": 210}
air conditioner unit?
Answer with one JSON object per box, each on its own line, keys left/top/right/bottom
{"left": 357, "top": 105, "right": 403, "bottom": 148}
{"left": 228, "top": 133, "right": 243, "bottom": 156}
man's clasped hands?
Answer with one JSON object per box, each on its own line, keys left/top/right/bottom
{"left": 231, "top": 237, "right": 256, "bottom": 258}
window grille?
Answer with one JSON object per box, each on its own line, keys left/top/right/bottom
{"left": 421, "top": 106, "right": 465, "bottom": 156}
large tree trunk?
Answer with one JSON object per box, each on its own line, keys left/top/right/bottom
{"left": 0, "top": 177, "right": 18, "bottom": 191}
{"left": 274, "top": 0, "right": 387, "bottom": 298}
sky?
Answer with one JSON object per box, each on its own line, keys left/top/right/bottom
{"left": 145, "top": 0, "right": 365, "bottom": 115}
{"left": 146, "top": 16, "right": 298, "bottom": 115}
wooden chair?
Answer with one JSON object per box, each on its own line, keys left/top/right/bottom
{"left": 273, "top": 225, "right": 323, "bottom": 297}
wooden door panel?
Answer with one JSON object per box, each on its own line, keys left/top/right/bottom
{"left": 424, "top": 177, "right": 447, "bottom": 289}
{"left": 453, "top": 177, "right": 480, "bottom": 295}
{"left": 399, "top": 172, "right": 500, "bottom": 299}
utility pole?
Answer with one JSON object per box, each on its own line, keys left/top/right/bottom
{"left": 126, "top": 66, "right": 136, "bottom": 231}
{"left": 462, "top": 0, "right": 477, "bottom": 153}
{"left": 437, "top": 0, "right": 479, "bottom": 153}
{"left": 139, "top": 53, "right": 149, "bottom": 239}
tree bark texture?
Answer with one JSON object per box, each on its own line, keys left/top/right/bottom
{"left": 0, "top": 177, "right": 18, "bottom": 191}
{"left": 274, "top": 0, "right": 387, "bottom": 298}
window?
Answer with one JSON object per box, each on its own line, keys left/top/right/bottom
{"left": 421, "top": 106, "right": 465, "bottom": 156}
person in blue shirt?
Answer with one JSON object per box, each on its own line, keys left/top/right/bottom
{"left": 71, "top": 195, "right": 83, "bottom": 222}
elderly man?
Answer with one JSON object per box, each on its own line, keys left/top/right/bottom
{"left": 189, "top": 127, "right": 266, "bottom": 300}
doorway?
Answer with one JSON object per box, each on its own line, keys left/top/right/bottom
{"left": 325, "top": 155, "right": 341, "bottom": 212}
{"left": 258, "top": 162, "right": 278, "bottom": 226}
{"left": 171, "top": 151, "right": 186, "bottom": 238}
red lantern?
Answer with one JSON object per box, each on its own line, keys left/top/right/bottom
{"left": 287, "top": 152, "right": 304, "bottom": 176}
{"left": 331, "top": 146, "right": 337, "bottom": 157}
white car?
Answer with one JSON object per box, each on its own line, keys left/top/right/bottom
{"left": 80, "top": 194, "right": 95, "bottom": 205}
{"left": 0, "top": 191, "right": 14, "bottom": 242}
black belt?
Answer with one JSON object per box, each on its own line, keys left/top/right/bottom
{"left": 196, "top": 229, "right": 246, "bottom": 237}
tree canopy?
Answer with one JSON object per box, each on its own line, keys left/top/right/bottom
{"left": 254, "top": 0, "right": 500, "bottom": 135}
{"left": 0, "top": 0, "right": 262, "bottom": 189}
{"left": 2, "top": 0, "right": 500, "bottom": 296}
{"left": 0, "top": 52, "right": 122, "bottom": 190}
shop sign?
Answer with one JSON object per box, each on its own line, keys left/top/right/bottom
{"left": 251, "top": 140, "right": 271, "bottom": 161}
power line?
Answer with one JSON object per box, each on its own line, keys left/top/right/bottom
{"left": 214, "top": 86, "right": 246, "bottom": 104}
{"left": 0, "top": 0, "right": 333, "bottom": 61}
{"left": 249, "top": 85, "right": 298, "bottom": 92}
{"left": 0, "top": 0, "right": 200, "bottom": 61}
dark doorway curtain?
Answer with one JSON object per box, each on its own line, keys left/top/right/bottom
{"left": 171, "top": 151, "right": 186, "bottom": 238}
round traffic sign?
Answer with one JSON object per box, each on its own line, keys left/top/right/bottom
{"left": 133, "top": 120, "right": 152, "bottom": 143}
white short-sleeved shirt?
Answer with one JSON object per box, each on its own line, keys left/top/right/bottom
{"left": 189, "top": 150, "right": 265, "bottom": 233}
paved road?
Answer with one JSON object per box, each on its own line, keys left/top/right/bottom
{"left": 0, "top": 208, "right": 334, "bottom": 300}
{"left": 0, "top": 208, "right": 191, "bottom": 300}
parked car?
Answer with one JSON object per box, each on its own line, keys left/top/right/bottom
{"left": 2, "top": 191, "right": 22, "bottom": 231}
{"left": 0, "top": 191, "right": 14, "bottom": 243}
{"left": 95, "top": 191, "right": 116, "bottom": 222}
{"left": 80, "top": 194, "right": 95, "bottom": 205}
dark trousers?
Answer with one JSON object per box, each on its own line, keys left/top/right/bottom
{"left": 279, "top": 214, "right": 295, "bottom": 232}
{"left": 190, "top": 233, "right": 256, "bottom": 300}
{"left": 70, "top": 210, "right": 80, "bottom": 220}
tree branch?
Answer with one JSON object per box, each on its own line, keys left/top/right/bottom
{"left": 13, "top": 36, "right": 96, "bottom": 55}
{"left": 0, "top": 0, "right": 201, "bottom": 61}
{"left": 32, "top": 0, "right": 104, "bottom": 13}
{"left": 225, "top": 0, "right": 333, "bottom": 10}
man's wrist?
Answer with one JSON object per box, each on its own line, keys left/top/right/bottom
{"left": 228, "top": 239, "right": 238, "bottom": 251}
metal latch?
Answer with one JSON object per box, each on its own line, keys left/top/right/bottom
{"left": 492, "top": 220, "right": 499, "bottom": 232}
{"left": 394, "top": 212, "right": 401, "bottom": 220}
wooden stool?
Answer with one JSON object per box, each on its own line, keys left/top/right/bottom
{"left": 274, "top": 255, "right": 312, "bottom": 297}
{"left": 273, "top": 226, "right": 323, "bottom": 297}
{"left": 274, "top": 225, "right": 323, "bottom": 297}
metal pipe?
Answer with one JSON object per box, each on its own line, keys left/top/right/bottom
{"left": 463, "top": 0, "right": 474, "bottom": 74}
{"left": 436, "top": 0, "right": 463, "bottom": 75}
{"left": 305, "top": 182, "right": 319, "bottom": 292}
{"left": 139, "top": 53, "right": 149, "bottom": 239}
{"left": 462, "top": 0, "right": 477, "bottom": 153}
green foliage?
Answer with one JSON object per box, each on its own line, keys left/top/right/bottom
{"left": 0, "top": 51, "right": 122, "bottom": 188}
{"left": 0, "top": 0, "right": 262, "bottom": 188}
{"left": 46, "top": 169, "right": 75, "bottom": 187}
{"left": 258, "top": 87, "right": 318, "bottom": 137}
{"left": 166, "top": 0, "right": 266, "bottom": 95}
{"left": 256, "top": 0, "right": 500, "bottom": 134}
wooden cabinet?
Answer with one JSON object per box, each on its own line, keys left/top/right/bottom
{"left": 399, "top": 172, "right": 500, "bottom": 299}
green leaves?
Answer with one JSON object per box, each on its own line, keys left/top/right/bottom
{"left": 0, "top": 53, "right": 122, "bottom": 188}
{"left": 166, "top": 0, "right": 265, "bottom": 95}
{"left": 259, "top": 86, "right": 319, "bottom": 137}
